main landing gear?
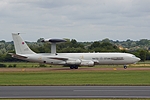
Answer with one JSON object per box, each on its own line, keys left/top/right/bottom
{"left": 124, "top": 65, "right": 127, "bottom": 69}
{"left": 70, "top": 65, "right": 79, "bottom": 69}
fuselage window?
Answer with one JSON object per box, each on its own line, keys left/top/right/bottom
{"left": 111, "top": 57, "right": 124, "bottom": 60}
{"left": 92, "top": 58, "right": 99, "bottom": 60}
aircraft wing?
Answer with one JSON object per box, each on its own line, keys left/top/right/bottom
{"left": 48, "top": 56, "right": 69, "bottom": 60}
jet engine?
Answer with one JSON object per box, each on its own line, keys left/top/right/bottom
{"left": 80, "top": 60, "right": 94, "bottom": 67}
{"left": 66, "top": 59, "right": 81, "bottom": 65}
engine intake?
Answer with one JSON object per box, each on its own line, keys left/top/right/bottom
{"left": 80, "top": 60, "right": 94, "bottom": 67}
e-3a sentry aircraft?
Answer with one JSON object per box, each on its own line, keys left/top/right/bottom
{"left": 10, "top": 33, "right": 140, "bottom": 69}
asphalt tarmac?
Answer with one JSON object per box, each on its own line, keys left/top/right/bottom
{"left": 0, "top": 86, "right": 150, "bottom": 98}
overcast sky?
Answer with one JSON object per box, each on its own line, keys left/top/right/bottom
{"left": 0, "top": 0, "right": 150, "bottom": 42}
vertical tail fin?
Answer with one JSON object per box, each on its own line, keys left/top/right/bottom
{"left": 12, "top": 33, "right": 36, "bottom": 54}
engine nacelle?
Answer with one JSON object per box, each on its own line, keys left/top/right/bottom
{"left": 80, "top": 60, "right": 94, "bottom": 67}
{"left": 66, "top": 59, "right": 81, "bottom": 65}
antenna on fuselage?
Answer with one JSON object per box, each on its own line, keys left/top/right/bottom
{"left": 41, "top": 38, "right": 66, "bottom": 54}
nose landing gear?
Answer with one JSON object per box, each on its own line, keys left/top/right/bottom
{"left": 124, "top": 65, "right": 127, "bottom": 69}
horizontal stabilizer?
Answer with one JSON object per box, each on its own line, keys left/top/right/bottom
{"left": 9, "top": 53, "right": 27, "bottom": 59}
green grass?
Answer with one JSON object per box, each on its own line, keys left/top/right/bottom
{"left": 0, "top": 62, "right": 52, "bottom": 68}
{"left": 1, "top": 62, "right": 150, "bottom": 68}
{"left": 0, "top": 70, "right": 150, "bottom": 86}
{"left": 138, "top": 60, "right": 150, "bottom": 64}
{"left": 0, "top": 98, "right": 150, "bottom": 100}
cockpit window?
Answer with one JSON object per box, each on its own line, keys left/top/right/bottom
{"left": 132, "top": 55, "right": 136, "bottom": 58}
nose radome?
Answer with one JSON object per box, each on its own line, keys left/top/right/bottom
{"left": 137, "top": 57, "right": 141, "bottom": 61}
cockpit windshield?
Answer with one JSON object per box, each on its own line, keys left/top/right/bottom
{"left": 132, "top": 55, "right": 136, "bottom": 58}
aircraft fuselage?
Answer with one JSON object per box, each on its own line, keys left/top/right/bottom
{"left": 19, "top": 52, "right": 140, "bottom": 66}
{"left": 11, "top": 33, "right": 140, "bottom": 69}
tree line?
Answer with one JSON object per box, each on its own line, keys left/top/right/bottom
{"left": 0, "top": 38, "right": 150, "bottom": 62}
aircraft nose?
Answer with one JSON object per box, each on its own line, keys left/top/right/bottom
{"left": 136, "top": 57, "right": 141, "bottom": 62}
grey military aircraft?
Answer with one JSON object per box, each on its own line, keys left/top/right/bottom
{"left": 10, "top": 33, "right": 140, "bottom": 69}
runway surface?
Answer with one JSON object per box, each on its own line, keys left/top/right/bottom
{"left": 0, "top": 86, "right": 150, "bottom": 98}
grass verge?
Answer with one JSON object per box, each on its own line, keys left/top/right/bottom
{"left": 0, "top": 70, "right": 150, "bottom": 86}
{"left": 0, "top": 98, "right": 150, "bottom": 100}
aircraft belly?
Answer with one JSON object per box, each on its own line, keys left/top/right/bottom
{"left": 98, "top": 60, "right": 127, "bottom": 65}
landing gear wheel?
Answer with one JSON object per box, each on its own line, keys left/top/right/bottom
{"left": 124, "top": 66, "right": 127, "bottom": 69}
{"left": 74, "top": 66, "right": 78, "bottom": 69}
{"left": 70, "top": 65, "right": 78, "bottom": 69}
{"left": 70, "top": 66, "right": 74, "bottom": 69}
